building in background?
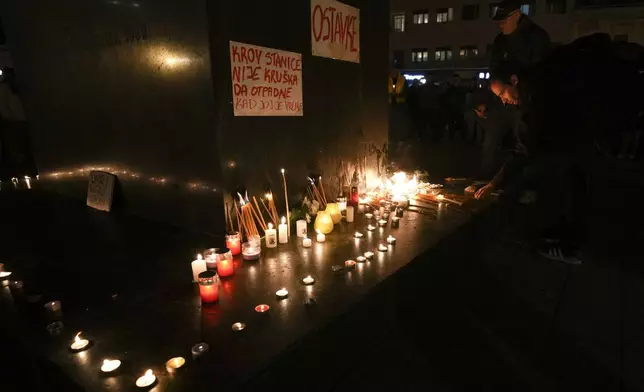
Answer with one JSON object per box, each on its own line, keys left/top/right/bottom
{"left": 572, "top": 0, "right": 644, "bottom": 43}
{"left": 390, "top": 0, "right": 573, "bottom": 80}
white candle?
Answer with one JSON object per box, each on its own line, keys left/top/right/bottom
{"left": 278, "top": 216, "right": 288, "bottom": 244}
{"left": 191, "top": 254, "right": 207, "bottom": 282}
{"left": 346, "top": 206, "right": 354, "bottom": 222}
{"left": 276, "top": 288, "right": 289, "bottom": 299}
{"left": 136, "top": 369, "right": 156, "bottom": 388}
{"left": 296, "top": 219, "right": 307, "bottom": 238}
{"left": 302, "top": 237, "right": 312, "bottom": 248}
{"left": 265, "top": 223, "right": 277, "bottom": 248}
{"left": 367, "top": 225, "right": 376, "bottom": 231}
{"left": 101, "top": 359, "right": 121, "bottom": 373}
{"left": 364, "top": 251, "right": 374, "bottom": 260}
{"left": 345, "top": 260, "right": 356, "bottom": 269}
{"left": 44, "top": 300, "right": 62, "bottom": 316}
{"left": 365, "top": 213, "right": 373, "bottom": 220}
{"left": 378, "top": 244, "right": 389, "bottom": 252}
{"left": 387, "top": 235, "right": 397, "bottom": 245}
{"left": 356, "top": 256, "right": 367, "bottom": 262}
{"left": 166, "top": 357, "right": 185, "bottom": 372}
{"left": 70, "top": 332, "right": 90, "bottom": 351}
{"left": 302, "top": 275, "right": 315, "bottom": 285}
{"left": 378, "top": 219, "right": 388, "bottom": 227}
{"left": 354, "top": 231, "right": 364, "bottom": 239}
{"left": 316, "top": 230, "right": 325, "bottom": 243}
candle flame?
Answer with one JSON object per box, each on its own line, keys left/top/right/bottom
{"left": 308, "top": 176, "right": 315, "bottom": 184}
{"left": 237, "top": 192, "right": 246, "bottom": 206}
{"left": 436, "top": 194, "right": 445, "bottom": 201}
{"left": 145, "top": 369, "right": 153, "bottom": 377}
{"left": 268, "top": 222, "right": 274, "bottom": 229}
{"left": 281, "top": 216, "right": 286, "bottom": 225}
{"left": 75, "top": 332, "right": 82, "bottom": 342}
{"left": 265, "top": 193, "right": 273, "bottom": 200}
{"left": 197, "top": 254, "right": 203, "bottom": 260}
{"left": 281, "top": 168, "right": 285, "bottom": 174}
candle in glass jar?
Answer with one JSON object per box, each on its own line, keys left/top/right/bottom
{"left": 191, "top": 254, "right": 207, "bottom": 282}
{"left": 136, "top": 369, "right": 156, "bottom": 388}
{"left": 242, "top": 242, "right": 261, "bottom": 261}
{"left": 265, "top": 223, "right": 277, "bottom": 248}
{"left": 203, "top": 248, "right": 218, "bottom": 269}
{"left": 198, "top": 271, "right": 219, "bottom": 303}
{"left": 296, "top": 219, "right": 307, "bottom": 238}
{"left": 316, "top": 230, "right": 325, "bottom": 243}
{"left": 302, "top": 236, "right": 312, "bottom": 248}
{"left": 338, "top": 197, "right": 347, "bottom": 212}
{"left": 346, "top": 206, "right": 354, "bottom": 222}
{"left": 215, "top": 248, "right": 234, "bottom": 277}
{"left": 225, "top": 232, "right": 241, "bottom": 256}
{"left": 278, "top": 217, "right": 288, "bottom": 244}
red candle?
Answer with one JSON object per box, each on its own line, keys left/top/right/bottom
{"left": 226, "top": 233, "right": 241, "bottom": 256}
{"left": 217, "top": 257, "right": 234, "bottom": 277}
{"left": 198, "top": 271, "right": 219, "bottom": 303}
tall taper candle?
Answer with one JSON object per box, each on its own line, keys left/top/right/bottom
{"left": 281, "top": 169, "right": 290, "bottom": 237}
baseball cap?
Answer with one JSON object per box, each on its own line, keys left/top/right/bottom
{"left": 491, "top": 0, "right": 521, "bottom": 21}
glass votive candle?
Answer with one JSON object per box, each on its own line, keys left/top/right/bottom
{"left": 203, "top": 248, "right": 219, "bottom": 269}
{"left": 225, "top": 232, "right": 241, "bottom": 256}
{"left": 44, "top": 300, "right": 62, "bottom": 319}
{"left": 215, "top": 248, "right": 234, "bottom": 277}
{"left": 198, "top": 271, "right": 219, "bottom": 303}
{"left": 242, "top": 242, "right": 261, "bottom": 261}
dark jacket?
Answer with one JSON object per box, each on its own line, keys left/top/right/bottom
{"left": 489, "top": 15, "right": 551, "bottom": 71}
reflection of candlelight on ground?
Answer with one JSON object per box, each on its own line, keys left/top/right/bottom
{"left": 165, "top": 357, "right": 185, "bottom": 372}
{"left": 255, "top": 304, "right": 270, "bottom": 313}
{"left": 345, "top": 260, "right": 356, "bottom": 269}
{"left": 302, "top": 275, "right": 315, "bottom": 285}
{"left": 232, "top": 322, "right": 246, "bottom": 331}
{"left": 136, "top": 369, "right": 156, "bottom": 388}
{"left": 387, "top": 235, "right": 397, "bottom": 245}
{"left": 101, "top": 359, "right": 121, "bottom": 373}
{"left": 378, "top": 244, "right": 388, "bottom": 252}
{"left": 70, "top": 332, "right": 90, "bottom": 351}
{"left": 364, "top": 251, "right": 374, "bottom": 260}
{"left": 276, "top": 288, "right": 289, "bottom": 299}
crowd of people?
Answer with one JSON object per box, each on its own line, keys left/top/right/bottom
{"left": 391, "top": 0, "right": 644, "bottom": 264}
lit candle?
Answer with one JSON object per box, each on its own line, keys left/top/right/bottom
{"left": 346, "top": 206, "right": 355, "bottom": 222}
{"left": 203, "top": 248, "right": 218, "bottom": 269}
{"left": 198, "top": 271, "right": 219, "bottom": 303}
{"left": 165, "top": 357, "right": 185, "bottom": 373}
{"left": 354, "top": 231, "right": 364, "bottom": 239}
{"left": 387, "top": 235, "right": 397, "bottom": 245}
{"left": 215, "top": 249, "right": 234, "bottom": 278}
{"left": 378, "top": 244, "right": 388, "bottom": 252}
{"left": 191, "top": 342, "right": 209, "bottom": 359}
{"left": 191, "top": 254, "right": 207, "bottom": 282}
{"left": 70, "top": 332, "right": 90, "bottom": 351}
{"left": 44, "top": 300, "right": 62, "bottom": 318}
{"left": 265, "top": 223, "right": 277, "bottom": 248}
{"left": 225, "top": 232, "right": 241, "bottom": 256}
{"left": 364, "top": 251, "right": 374, "bottom": 260}
{"left": 281, "top": 169, "right": 291, "bottom": 237}
{"left": 326, "top": 203, "right": 341, "bottom": 224}
{"left": 242, "top": 242, "right": 261, "bottom": 260}
{"left": 278, "top": 216, "right": 288, "bottom": 244}
{"left": 231, "top": 322, "right": 246, "bottom": 331}
{"left": 378, "top": 219, "right": 387, "bottom": 227}
{"left": 302, "top": 275, "right": 315, "bottom": 285}
{"left": 316, "top": 230, "right": 325, "bottom": 243}
{"left": 365, "top": 213, "right": 373, "bottom": 220}
{"left": 101, "top": 359, "right": 121, "bottom": 373}
{"left": 367, "top": 225, "right": 376, "bottom": 231}
{"left": 296, "top": 219, "right": 308, "bottom": 238}
{"left": 136, "top": 369, "right": 156, "bottom": 388}
{"left": 255, "top": 304, "right": 270, "bottom": 313}
{"left": 356, "top": 256, "right": 367, "bottom": 262}
{"left": 337, "top": 197, "right": 347, "bottom": 212}
{"left": 276, "top": 288, "right": 289, "bottom": 299}
{"left": 314, "top": 211, "right": 334, "bottom": 234}
{"left": 392, "top": 217, "right": 400, "bottom": 228}
{"left": 344, "top": 260, "right": 356, "bottom": 269}
{"left": 302, "top": 236, "right": 312, "bottom": 248}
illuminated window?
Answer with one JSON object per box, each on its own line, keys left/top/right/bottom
{"left": 460, "top": 45, "right": 479, "bottom": 58}
{"left": 393, "top": 13, "right": 405, "bottom": 32}
{"left": 462, "top": 4, "right": 480, "bottom": 20}
{"left": 412, "top": 49, "right": 429, "bottom": 63}
{"left": 435, "top": 47, "right": 452, "bottom": 61}
{"left": 436, "top": 8, "right": 454, "bottom": 23}
{"left": 413, "top": 10, "right": 429, "bottom": 24}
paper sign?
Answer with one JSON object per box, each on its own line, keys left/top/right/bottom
{"left": 229, "top": 41, "right": 303, "bottom": 116}
{"left": 311, "top": 0, "right": 360, "bottom": 63}
{"left": 87, "top": 171, "right": 115, "bottom": 212}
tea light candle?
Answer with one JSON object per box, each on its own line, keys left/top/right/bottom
{"left": 302, "top": 236, "right": 312, "bottom": 248}
{"left": 436, "top": 194, "right": 445, "bottom": 201}
{"left": 378, "top": 219, "right": 387, "bottom": 227}
{"left": 344, "top": 260, "right": 356, "bottom": 269}
{"left": 387, "top": 235, "right": 397, "bottom": 245}
{"left": 392, "top": 217, "right": 400, "bottom": 228}
{"left": 44, "top": 300, "right": 62, "bottom": 317}
{"left": 356, "top": 256, "right": 367, "bottom": 262}
{"left": 302, "top": 275, "right": 315, "bottom": 285}
{"left": 364, "top": 251, "right": 374, "bottom": 260}
{"left": 255, "top": 304, "right": 270, "bottom": 313}
{"left": 296, "top": 219, "right": 307, "bottom": 238}
{"left": 265, "top": 223, "right": 277, "bottom": 248}
{"left": 354, "top": 231, "right": 364, "bottom": 239}
{"left": 365, "top": 213, "right": 373, "bottom": 220}
{"left": 346, "top": 206, "right": 355, "bottom": 222}
{"left": 276, "top": 288, "right": 289, "bottom": 299}
{"left": 316, "top": 230, "right": 325, "bottom": 243}
{"left": 396, "top": 207, "right": 404, "bottom": 217}
{"left": 232, "top": 322, "right": 246, "bottom": 331}
{"left": 242, "top": 242, "right": 261, "bottom": 260}
{"left": 367, "top": 225, "right": 376, "bottom": 231}
{"left": 101, "top": 359, "right": 121, "bottom": 373}
{"left": 191, "top": 254, "right": 207, "bottom": 282}
{"left": 166, "top": 357, "right": 185, "bottom": 373}
{"left": 191, "top": 342, "right": 210, "bottom": 358}
{"left": 378, "top": 244, "right": 388, "bottom": 252}
{"left": 136, "top": 369, "right": 156, "bottom": 388}
{"left": 278, "top": 217, "right": 288, "bottom": 244}
{"left": 0, "top": 271, "right": 12, "bottom": 279}
{"left": 70, "top": 332, "right": 90, "bottom": 351}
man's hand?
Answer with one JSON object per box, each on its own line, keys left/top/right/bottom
{"left": 474, "top": 104, "right": 487, "bottom": 119}
{"left": 475, "top": 183, "right": 495, "bottom": 200}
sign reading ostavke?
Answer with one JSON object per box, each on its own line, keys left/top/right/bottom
{"left": 311, "top": 0, "right": 360, "bottom": 63}
{"left": 229, "top": 41, "right": 303, "bottom": 116}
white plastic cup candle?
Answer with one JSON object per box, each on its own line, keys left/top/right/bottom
{"left": 136, "top": 369, "right": 156, "bottom": 388}
{"left": 367, "top": 225, "right": 376, "bottom": 231}
{"left": 296, "top": 219, "right": 307, "bottom": 238}
{"left": 378, "top": 219, "right": 387, "bottom": 227}
{"left": 231, "top": 322, "right": 246, "bottom": 331}
{"left": 354, "top": 231, "right": 364, "bottom": 239}
{"left": 378, "top": 244, "right": 389, "bottom": 252}
{"left": 387, "top": 235, "right": 397, "bottom": 245}
{"left": 101, "top": 359, "right": 121, "bottom": 373}
{"left": 392, "top": 217, "right": 400, "bottom": 228}
{"left": 365, "top": 213, "right": 373, "bottom": 220}
{"left": 364, "top": 251, "right": 374, "bottom": 260}
{"left": 191, "top": 254, "right": 207, "bottom": 282}
{"left": 276, "top": 288, "right": 289, "bottom": 299}
{"left": 191, "top": 342, "right": 210, "bottom": 359}
{"left": 302, "top": 237, "right": 312, "bottom": 248}
{"left": 265, "top": 223, "right": 277, "bottom": 248}
{"left": 70, "top": 332, "right": 90, "bottom": 351}
{"left": 346, "top": 206, "right": 355, "bottom": 222}
{"left": 278, "top": 217, "right": 288, "bottom": 244}
{"left": 302, "top": 275, "right": 315, "bottom": 285}
{"left": 44, "top": 300, "right": 62, "bottom": 318}
{"left": 345, "top": 260, "right": 356, "bottom": 269}
{"left": 165, "top": 357, "right": 185, "bottom": 373}
{"left": 316, "top": 230, "right": 325, "bottom": 243}
{"left": 356, "top": 256, "right": 367, "bottom": 262}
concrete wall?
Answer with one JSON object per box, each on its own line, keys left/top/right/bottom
{"left": 572, "top": 4, "right": 644, "bottom": 44}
